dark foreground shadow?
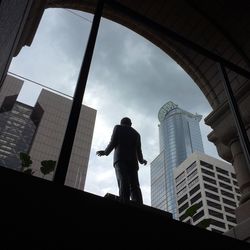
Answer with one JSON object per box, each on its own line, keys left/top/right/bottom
{"left": 0, "top": 166, "right": 249, "bottom": 249}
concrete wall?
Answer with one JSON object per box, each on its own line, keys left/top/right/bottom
{"left": 0, "top": 0, "right": 46, "bottom": 87}
{"left": 0, "top": 0, "right": 33, "bottom": 86}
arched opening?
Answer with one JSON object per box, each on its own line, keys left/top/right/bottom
{"left": 1, "top": 0, "right": 250, "bottom": 239}
{"left": 8, "top": 6, "right": 218, "bottom": 205}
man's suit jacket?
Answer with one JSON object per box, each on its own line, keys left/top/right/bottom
{"left": 104, "top": 124, "right": 144, "bottom": 169}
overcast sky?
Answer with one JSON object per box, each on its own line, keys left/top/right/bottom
{"left": 9, "top": 8, "right": 222, "bottom": 206}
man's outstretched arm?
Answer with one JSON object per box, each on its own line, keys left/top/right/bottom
{"left": 137, "top": 135, "right": 147, "bottom": 165}
{"left": 96, "top": 125, "right": 118, "bottom": 157}
{"left": 96, "top": 150, "right": 106, "bottom": 156}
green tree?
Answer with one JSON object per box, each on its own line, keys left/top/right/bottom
{"left": 40, "top": 160, "right": 56, "bottom": 177}
{"left": 183, "top": 203, "right": 211, "bottom": 229}
{"left": 19, "top": 152, "right": 34, "bottom": 175}
{"left": 19, "top": 152, "right": 56, "bottom": 177}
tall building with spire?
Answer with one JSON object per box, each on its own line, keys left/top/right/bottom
{"left": 151, "top": 101, "right": 204, "bottom": 218}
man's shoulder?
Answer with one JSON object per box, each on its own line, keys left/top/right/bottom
{"left": 115, "top": 125, "right": 140, "bottom": 136}
{"left": 114, "top": 124, "right": 121, "bottom": 130}
{"left": 131, "top": 126, "right": 139, "bottom": 132}
{"left": 129, "top": 126, "right": 140, "bottom": 136}
{"left": 113, "top": 124, "right": 122, "bottom": 133}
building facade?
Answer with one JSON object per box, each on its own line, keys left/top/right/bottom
{"left": 174, "top": 152, "right": 240, "bottom": 234}
{"left": 151, "top": 101, "right": 204, "bottom": 218}
{"left": 0, "top": 74, "right": 96, "bottom": 190}
{"left": 0, "top": 100, "right": 40, "bottom": 171}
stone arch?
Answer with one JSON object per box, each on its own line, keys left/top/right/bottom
{"left": 46, "top": 0, "right": 250, "bottom": 111}
{"left": 5, "top": 0, "right": 250, "bottom": 174}
{"left": 44, "top": 1, "right": 250, "bottom": 219}
{"left": 1, "top": 0, "right": 250, "bottom": 232}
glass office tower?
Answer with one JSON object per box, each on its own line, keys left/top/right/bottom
{"left": 151, "top": 101, "right": 204, "bottom": 218}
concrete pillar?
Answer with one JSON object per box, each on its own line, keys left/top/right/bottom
{"left": 205, "top": 79, "right": 250, "bottom": 208}
{"left": 230, "top": 139, "right": 250, "bottom": 206}
{"left": 205, "top": 81, "right": 250, "bottom": 241}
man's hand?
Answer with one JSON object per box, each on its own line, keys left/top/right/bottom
{"left": 96, "top": 150, "right": 105, "bottom": 156}
{"left": 142, "top": 159, "right": 147, "bottom": 165}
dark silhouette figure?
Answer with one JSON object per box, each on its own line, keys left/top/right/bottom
{"left": 96, "top": 117, "right": 147, "bottom": 204}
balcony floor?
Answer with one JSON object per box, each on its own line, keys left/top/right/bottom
{"left": 0, "top": 166, "right": 249, "bottom": 249}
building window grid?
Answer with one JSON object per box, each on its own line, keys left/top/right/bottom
{"left": 234, "top": 188, "right": 240, "bottom": 194}
{"left": 233, "top": 180, "right": 238, "bottom": 186}
{"left": 177, "top": 194, "right": 188, "bottom": 206}
{"left": 177, "top": 171, "right": 202, "bottom": 218}
{"left": 175, "top": 159, "right": 239, "bottom": 233}
{"left": 190, "top": 192, "right": 202, "bottom": 205}
{"left": 192, "top": 210, "right": 205, "bottom": 222}
{"left": 200, "top": 160, "right": 213, "bottom": 170}
{"left": 184, "top": 167, "right": 201, "bottom": 202}
{"left": 178, "top": 202, "right": 190, "bottom": 216}
{"left": 202, "top": 164, "right": 220, "bottom": 183}
{"left": 204, "top": 183, "right": 219, "bottom": 194}
{"left": 189, "top": 184, "right": 200, "bottom": 197}
{"left": 201, "top": 167, "right": 215, "bottom": 177}
{"left": 228, "top": 224, "right": 235, "bottom": 230}
{"left": 206, "top": 200, "right": 222, "bottom": 211}
{"left": 217, "top": 174, "right": 231, "bottom": 184}
{"left": 175, "top": 171, "right": 186, "bottom": 184}
{"left": 209, "top": 218, "right": 226, "bottom": 229}
{"left": 176, "top": 178, "right": 186, "bottom": 192}
{"left": 215, "top": 166, "right": 229, "bottom": 176}
{"left": 191, "top": 206, "right": 207, "bottom": 226}
{"left": 187, "top": 169, "right": 198, "bottom": 181}
{"left": 186, "top": 161, "right": 197, "bottom": 174}
{"left": 220, "top": 189, "right": 235, "bottom": 200}
{"left": 219, "top": 181, "right": 233, "bottom": 191}
{"left": 188, "top": 175, "right": 199, "bottom": 189}
{"left": 216, "top": 172, "right": 239, "bottom": 209}
{"left": 178, "top": 182, "right": 198, "bottom": 217}
{"left": 224, "top": 206, "right": 236, "bottom": 215}
{"left": 231, "top": 173, "right": 237, "bottom": 179}
{"left": 222, "top": 197, "right": 237, "bottom": 208}
{"left": 177, "top": 186, "right": 187, "bottom": 198}
{"left": 208, "top": 209, "right": 224, "bottom": 220}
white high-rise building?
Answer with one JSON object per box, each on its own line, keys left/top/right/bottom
{"left": 174, "top": 152, "right": 241, "bottom": 234}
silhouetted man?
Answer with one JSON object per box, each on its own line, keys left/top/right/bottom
{"left": 96, "top": 117, "right": 147, "bottom": 204}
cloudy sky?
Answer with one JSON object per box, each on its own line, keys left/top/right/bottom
{"left": 9, "top": 8, "right": 221, "bottom": 206}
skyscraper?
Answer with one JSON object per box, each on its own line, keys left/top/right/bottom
{"left": 151, "top": 101, "right": 204, "bottom": 218}
{"left": 0, "top": 74, "right": 96, "bottom": 190}
{"left": 0, "top": 100, "right": 41, "bottom": 171}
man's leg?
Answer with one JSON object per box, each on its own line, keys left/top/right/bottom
{"left": 114, "top": 162, "right": 130, "bottom": 203}
{"left": 129, "top": 168, "right": 143, "bottom": 205}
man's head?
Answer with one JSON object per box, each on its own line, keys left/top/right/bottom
{"left": 120, "top": 117, "right": 132, "bottom": 126}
